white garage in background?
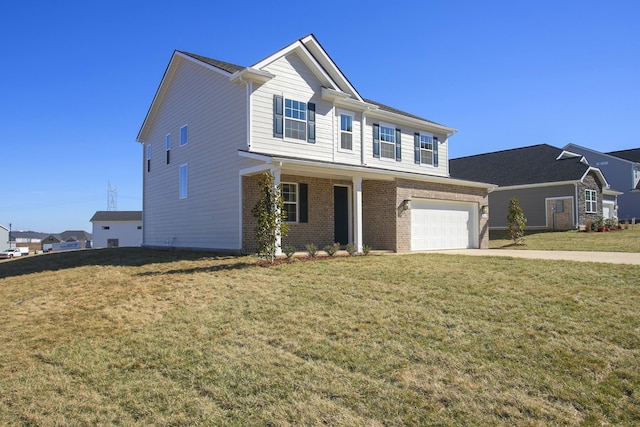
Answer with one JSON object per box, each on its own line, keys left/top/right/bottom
{"left": 411, "top": 199, "right": 478, "bottom": 250}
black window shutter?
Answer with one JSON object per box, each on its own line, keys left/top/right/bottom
{"left": 273, "top": 95, "right": 283, "bottom": 138}
{"left": 373, "top": 124, "right": 380, "bottom": 158}
{"left": 414, "top": 132, "right": 420, "bottom": 164}
{"left": 395, "top": 128, "right": 402, "bottom": 161}
{"left": 307, "top": 103, "right": 316, "bottom": 143}
{"left": 299, "top": 183, "right": 308, "bottom": 223}
{"left": 433, "top": 136, "right": 439, "bottom": 167}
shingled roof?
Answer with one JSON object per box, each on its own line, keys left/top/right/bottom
{"left": 449, "top": 144, "right": 597, "bottom": 187}
{"left": 90, "top": 211, "right": 142, "bottom": 222}
{"left": 606, "top": 148, "right": 640, "bottom": 163}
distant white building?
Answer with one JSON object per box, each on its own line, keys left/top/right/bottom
{"left": 0, "top": 224, "right": 9, "bottom": 252}
{"left": 90, "top": 211, "right": 143, "bottom": 248}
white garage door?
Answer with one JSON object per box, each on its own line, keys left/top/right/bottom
{"left": 411, "top": 199, "right": 478, "bottom": 250}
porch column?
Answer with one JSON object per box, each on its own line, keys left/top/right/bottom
{"left": 353, "top": 176, "right": 363, "bottom": 252}
{"left": 271, "top": 167, "right": 283, "bottom": 256}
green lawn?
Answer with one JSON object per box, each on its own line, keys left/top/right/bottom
{"left": 490, "top": 224, "right": 640, "bottom": 252}
{"left": 1, "top": 249, "right": 639, "bottom": 425}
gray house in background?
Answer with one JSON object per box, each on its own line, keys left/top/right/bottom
{"left": 450, "top": 144, "right": 619, "bottom": 230}
{"left": 563, "top": 144, "right": 640, "bottom": 221}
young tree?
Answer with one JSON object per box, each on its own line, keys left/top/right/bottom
{"left": 252, "top": 172, "right": 289, "bottom": 262}
{"left": 507, "top": 198, "right": 527, "bottom": 244}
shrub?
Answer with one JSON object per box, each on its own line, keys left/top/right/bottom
{"left": 345, "top": 243, "right": 357, "bottom": 256}
{"left": 362, "top": 244, "right": 372, "bottom": 256}
{"left": 506, "top": 198, "right": 527, "bottom": 244}
{"left": 252, "top": 172, "right": 289, "bottom": 263}
{"left": 283, "top": 245, "right": 296, "bottom": 259}
{"left": 323, "top": 242, "right": 340, "bottom": 257}
{"left": 305, "top": 243, "right": 318, "bottom": 258}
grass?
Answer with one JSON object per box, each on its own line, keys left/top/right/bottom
{"left": 490, "top": 224, "right": 640, "bottom": 252}
{"left": 1, "top": 248, "right": 639, "bottom": 425}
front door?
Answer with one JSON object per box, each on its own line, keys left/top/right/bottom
{"left": 334, "top": 186, "right": 349, "bottom": 245}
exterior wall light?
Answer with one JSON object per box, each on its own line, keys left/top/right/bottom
{"left": 481, "top": 205, "right": 489, "bottom": 218}
{"left": 402, "top": 199, "right": 411, "bottom": 211}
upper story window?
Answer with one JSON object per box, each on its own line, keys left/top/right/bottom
{"left": 373, "top": 123, "right": 401, "bottom": 161}
{"left": 146, "top": 145, "right": 151, "bottom": 172}
{"left": 180, "top": 125, "right": 188, "bottom": 146}
{"left": 273, "top": 95, "right": 315, "bottom": 143}
{"left": 414, "top": 132, "right": 439, "bottom": 166}
{"left": 585, "top": 189, "right": 597, "bottom": 213}
{"left": 166, "top": 134, "right": 171, "bottom": 164}
{"left": 179, "top": 164, "right": 188, "bottom": 199}
{"left": 281, "top": 183, "right": 298, "bottom": 222}
{"left": 340, "top": 113, "right": 353, "bottom": 151}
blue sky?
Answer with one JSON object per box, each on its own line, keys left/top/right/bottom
{"left": 1, "top": 0, "right": 638, "bottom": 233}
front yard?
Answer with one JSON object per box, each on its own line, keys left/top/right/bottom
{"left": 490, "top": 223, "right": 640, "bottom": 252}
{"left": 1, "top": 248, "right": 638, "bottom": 425}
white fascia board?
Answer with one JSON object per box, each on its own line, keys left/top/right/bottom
{"left": 137, "top": 52, "right": 181, "bottom": 142}
{"left": 366, "top": 108, "right": 457, "bottom": 136}
{"left": 229, "top": 67, "right": 274, "bottom": 84}
{"left": 241, "top": 151, "right": 494, "bottom": 189}
{"left": 603, "top": 188, "right": 624, "bottom": 196}
{"left": 300, "top": 35, "right": 363, "bottom": 101}
{"left": 581, "top": 167, "right": 610, "bottom": 188}
{"left": 492, "top": 181, "right": 579, "bottom": 191}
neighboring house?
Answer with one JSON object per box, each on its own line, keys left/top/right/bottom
{"left": 136, "top": 34, "right": 494, "bottom": 253}
{"left": 0, "top": 224, "right": 9, "bottom": 252}
{"left": 563, "top": 144, "right": 640, "bottom": 221}
{"left": 41, "top": 230, "right": 92, "bottom": 252}
{"left": 90, "top": 211, "right": 143, "bottom": 248}
{"left": 11, "top": 231, "right": 48, "bottom": 244}
{"left": 450, "top": 144, "right": 620, "bottom": 230}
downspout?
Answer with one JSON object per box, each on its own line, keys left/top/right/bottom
{"left": 574, "top": 182, "right": 579, "bottom": 228}
{"left": 361, "top": 110, "right": 367, "bottom": 166}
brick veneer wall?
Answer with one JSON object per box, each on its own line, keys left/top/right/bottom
{"left": 242, "top": 174, "right": 351, "bottom": 253}
{"left": 362, "top": 180, "right": 397, "bottom": 250}
{"left": 577, "top": 172, "right": 603, "bottom": 227}
{"left": 395, "top": 179, "right": 490, "bottom": 251}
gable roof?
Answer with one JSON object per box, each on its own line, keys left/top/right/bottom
{"left": 450, "top": 144, "right": 608, "bottom": 188}
{"left": 606, "top": 148, "right": 640, "bottom": 163}
{"left": 137, "top": 34, "right": 453, "bottom": 142}
{"left": 90, "top": 211, "right": 142, "bottom": 222}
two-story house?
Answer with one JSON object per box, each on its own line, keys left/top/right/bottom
{"left": 136, "top": 34, "right": 493, "bottom": 253}
{"left": 564, "top": 144, "right": 640, "bottom": 221}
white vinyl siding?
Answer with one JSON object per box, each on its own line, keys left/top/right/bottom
{"left": 92, "top": 221, "right": 143, "bottom": 248}
{"left": 141, "top": 56, "right": 246, "bottom": 250}
{"left": 250, "top": 53, "right": 333, "bottom": 161}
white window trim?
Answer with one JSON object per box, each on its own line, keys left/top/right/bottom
{"left": 585, "top": 189, "right": 597, "bottom": 213}
{"left": 281, "top": 182, "right": 298, "bottom": 223}
{"left": 179, "top": 164, "right": 188, "bottom": 199}
{"left": 418, "top": 131, "right": 435, "bottom": 167}
{"left": 180, "top": 124, "right": 188, "bottom": 146}
{"left": 337, "top": 110, "right": 355, "bottom": 153}
{"left": 283, "top": 96, "right": 309, "bottom": 144}
{"left": 379, "top": 122, "right": 396, "bottom": 161}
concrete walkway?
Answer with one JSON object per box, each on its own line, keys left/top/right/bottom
{"left": 430, "top": 249, "right": 640, "bottom": 265}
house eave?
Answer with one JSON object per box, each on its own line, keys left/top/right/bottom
{"left": 229, "top": 67, "right": 274, "bottom": 84}
{"left": 239, "top": 151, "right": 494, "bottom": 190}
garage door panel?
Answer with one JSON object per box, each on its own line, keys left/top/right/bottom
{"left": 411, "top": 199, "right": 478, "bottom": 250}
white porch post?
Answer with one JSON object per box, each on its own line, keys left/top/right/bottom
{"left": 353, "top": 176, "right": 363, "bottom": 252}
{"left": 272, "top": 167, "right": 283, "bottom": 256}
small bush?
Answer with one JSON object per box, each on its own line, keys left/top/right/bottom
{"left": 283, "top": 245, "right": 296, "bottom": 259}
{"left": 362, "top": 244, "right": 372, "bottom": 256}
{"left": 346, "top": 243, "right": 357, "bottom": 256}
{"left": 305, "top": 243, "right": 318, "bottom": 258}
{"left": 323, "top": 242, "right": 340, "bottom": 256}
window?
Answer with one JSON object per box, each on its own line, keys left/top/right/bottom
{"left": 137, "top": 226, "right": 142, "bottom": 230}
{"left": 273, "top": 95, "right": 315, "bottom": 143}
{"left": 585, "top": 189, "right": 597, "bottom": 213}
{"left": 146, "top": 145, "right": 151, "bottom": 172}
{"left": 379, "top": 124, "right": 396, "bottom": 159}
{"left": 166, "top": 134, "right": 171, "bottom": 164}
{"left": 340, "top": 113, "right": 353, "bottom": 151}
{"left": 419, "top": 134, "right": 433, "bottom": 164}
{"left": 180, "top": 125, "right": 188, "bottom": 146}
{"left": 179, "top": 164, "right": 188, "bottom": 199}
{"left": 281, "top": 183, "right": 297, "bottom": 222}
{"left": 102, "top": 226, "right": 110, "bottom": 230}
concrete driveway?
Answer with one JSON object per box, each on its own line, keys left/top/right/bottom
{"left": 430, "top": 249, "right": 640, "bottom": 265}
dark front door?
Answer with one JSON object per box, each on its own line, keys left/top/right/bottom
{"left": 334, "top": 186, "right": 349, "bottom": 245}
